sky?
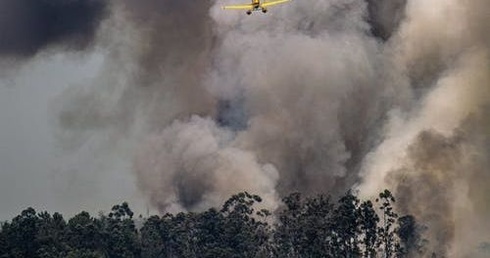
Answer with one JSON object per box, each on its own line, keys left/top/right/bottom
{"left": 0, "top": 52, "right": 146, "bottom": 220}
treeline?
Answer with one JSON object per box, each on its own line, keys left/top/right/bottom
{"left": 0, "top": 190, "right": 424, "bottom": 258}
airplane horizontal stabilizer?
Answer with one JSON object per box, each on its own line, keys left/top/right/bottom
{"left": 222, "top": 4, "right": 252, "bottom": 9}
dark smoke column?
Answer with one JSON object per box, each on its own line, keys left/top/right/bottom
{"left": 0, "top": 0, "right": 108, "bottom": 58}
{"left": 365, "top": 0, "right": 407, "bottom": 41}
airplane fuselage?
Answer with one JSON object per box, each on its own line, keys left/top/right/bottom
{"left": 223, "top": 0, "right": 289, "bottom": 15}
{"left": 250, "top": 0, "right": 266, "bottom": 13}
{"left": 252, "top": 0, "right": 261, "bottom": 10}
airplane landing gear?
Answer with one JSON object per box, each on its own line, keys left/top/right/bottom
{"left": 262, "top": 8, "right": 267, "bottom": 13}
{"left": 246, "top": 10, "right": 252, "bottom": 15}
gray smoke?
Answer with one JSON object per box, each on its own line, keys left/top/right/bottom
{"left": 49, "top": 0, "right": 404, "bottom": 207}
{"left": 387, "top": 130, "right": 462, "bottom": 255}
{"left": 0, "top": 0, "right": 108, "bottom": 58}
{"left": 55, "top": 0, "right": 390, "bottom": 211}
{"left": 359, "top": 0, "right": 490, "bottom": 256}
{"left": 47, "top": 0, "right": 490, "bottom": 256}
{"left": 366, "top": 0, "right": 407, "bottom": 40}
{"left": 54, "top": 0, "right": 220, "bottom": 211}
{"left": 206, "top": 0, "right": 390, "bottom": 198}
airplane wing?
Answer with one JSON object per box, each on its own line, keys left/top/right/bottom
{"left": 261, "top": 0, "right": 290, "bottom": 7}
{"left": 222, "top": 4, "right": 252, "bottom": 9}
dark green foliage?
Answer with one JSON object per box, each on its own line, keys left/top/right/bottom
{"left": 273, "top": 192, "right": 337, "bottom": 257}
{"left": 35, "top": 212, "right": 68, "bottom": 257}
{"left": 65, "top": 249, "right": 105, "bottom": 258}
{"left": 273, "top": 191, "right": 384, "bottom": 258}
{"left": 140, "top": 192, "right": 270, "bottom": 258}
{"left": 0, "top": 225, "right": 6, "bottom": 257}
{"left": 66, "top": 211, "right": 104, "bottom": 253}
{"left": 376, "top": 190, "right": 398, "bottom": 258}
{"left": 219, "top": 192, "right": 270, "bottom": 257}
{"left": 140, "top": 215, "right": 169, "bottom": 257}
{"left": 359, "top": 200, "right": 379, "bottom": 258}
{"left": 331, "top": 192, "right": 362, "bottom": 257}
{"left": 103, "top": 202, "right": 141, "bottom": 257}
{"left": 0, "top": 190, "right": 417, "bottom": 258}
{"left": 2, "top": 207, "right": 40, "bottom": 257}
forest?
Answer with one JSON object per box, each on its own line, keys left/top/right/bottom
{"left": 0, "top": 190, "right": 425, "bottom": 258}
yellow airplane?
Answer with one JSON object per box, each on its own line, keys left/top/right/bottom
{"left": 223, "top": 0, "right": 290, "bottom": 15}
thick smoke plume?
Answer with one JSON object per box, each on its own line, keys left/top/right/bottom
{"left": 56, "top": 0, "right": 387, "bottom": 210}
{"left": 359, "top": 0, "right": 490, "bottom": 256}
{"left": 134, "top": 116, "right": 279, "bottom": 212}
{"left": 47, "top": 0, "right": 490, "bottom": 256}
{"left": 0, "top": 0, "right": 108, "bottom": 58}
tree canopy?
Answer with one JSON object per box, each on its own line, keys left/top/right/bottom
{"left": 1, "top": 190, "right": 425, "bottom": 258}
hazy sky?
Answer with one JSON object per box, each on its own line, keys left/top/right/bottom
{"left": 0, "top": 52, "right": 146, "bottom": 220}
